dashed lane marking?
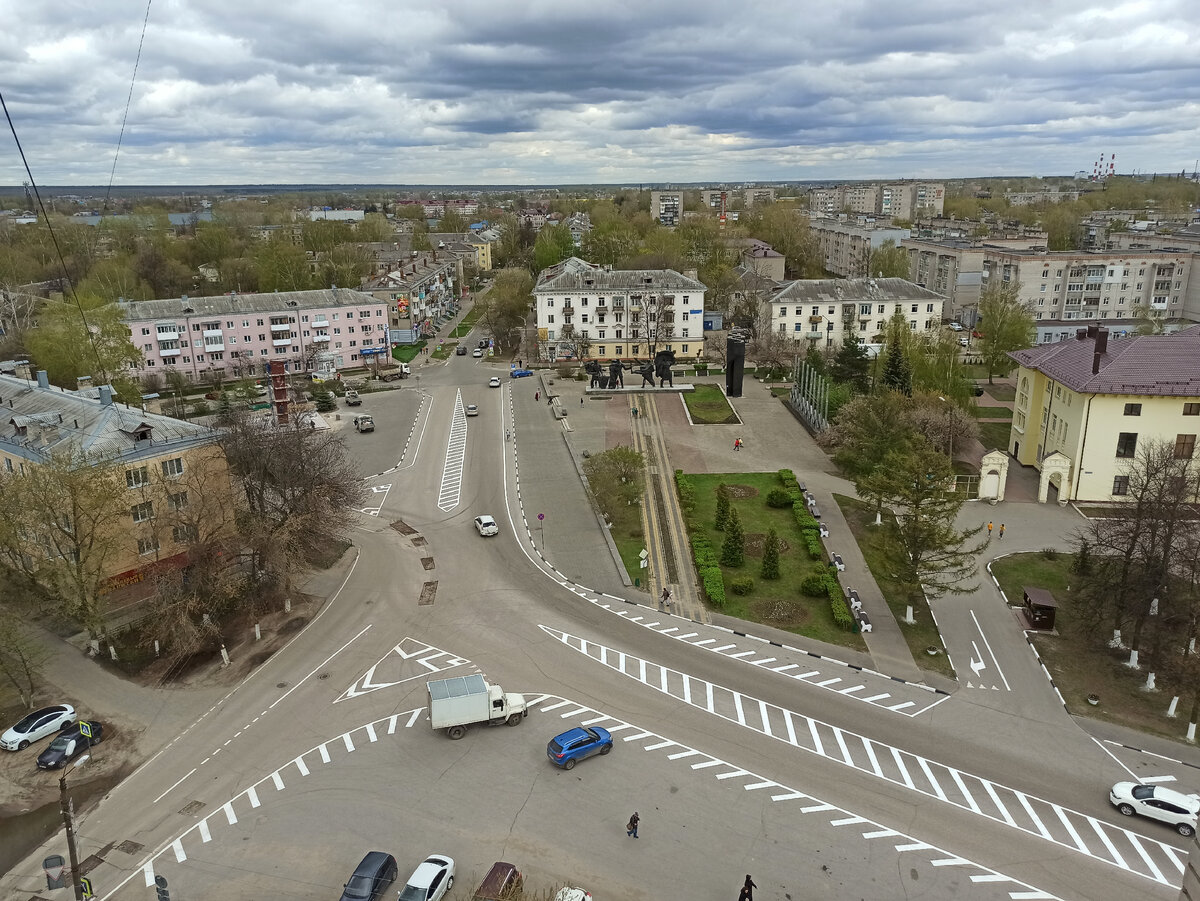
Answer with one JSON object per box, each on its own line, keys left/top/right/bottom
{"left": 541, "top": 624, "right": 1188, "bottom": 889}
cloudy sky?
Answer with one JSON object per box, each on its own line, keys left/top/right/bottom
{"left": 2, "top": 0, "right": 1199, "bottom": 186}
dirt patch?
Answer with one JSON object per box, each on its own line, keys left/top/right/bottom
{"left": 744, "top": 533, "right": 791, "bottom": 558}
{"left": 724, "top": 484, "right": 759, "bottom": 499}
{"left": 750, "top": 597, "right": 813, "bottom": 629}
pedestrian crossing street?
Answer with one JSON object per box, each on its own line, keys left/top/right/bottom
{"left": 540, "top": 625, "right": 1188, "bottom": 889}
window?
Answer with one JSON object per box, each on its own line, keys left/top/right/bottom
{"left": 1184, "top": 403, "right": 1200, "bottom": 416}
{"left": 1123, "top": 403, "right": 1142, "bottom": 416}
{"left": 1112, "top": 476, "right": 1130, "bottom": 496}
{"left": 168, "top": 491, "right": 188, "bottom": 511}
{"left": 1176, "top": 434, "right": 1197, "bottom": 459}
{"left": 137, "top": 537, "right": 159, "bottom": 555}
{"left": 173, "top": 524, "right": 198, "bottom": 543}
{"left": 1115, "top": 433, "right": 1138, "bottom": 458}
{"left": 161, "top": 457, "right": 184, "bottom": 477}
{"left": 779, "top": 307, "right": 788, "bottom": 317}
{"left": 131, "top": 501, "right": 154, "bottom": 523}
{"left": 126, "top": 466, "right": 149, "bottom": 489}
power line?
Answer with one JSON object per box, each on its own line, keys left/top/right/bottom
{"left": 104, "top": 0, "right": 154, "bottom": 213}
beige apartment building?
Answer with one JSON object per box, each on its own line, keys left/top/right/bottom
{"left": 808, "top": 219, "right": 912, "bottom": 277}
{"left": 1007, "top": 325, "right": 1200, "bottom": 504}
{"left": 807, "top": 182, "right": 945, "bottom": 218}
{"left": 770, "top": 278, "right": 946, "bottom": 350}
{"left": 650, "top": 191, "right": 683, "bottom": 226}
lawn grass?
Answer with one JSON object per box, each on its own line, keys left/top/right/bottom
{"left": 982, "top": 383, "right": 1016, "bottom": 402}
{"left": 770, "top": 386, "right": 791, "bottom": 398}
{"left": 977, "top": 420, "right": 1012, "bottom": 452}
{"left": 976, "top": 406, "right": 1013, "bottom": 421}
{"left": 609, "top": 506, "right": 648, "bottom": 592}
{"left": 683, "top": 384, "right": 739, "bottom": 425}
{"left": 431, "top": 341, "right": 457, "bottom": 361}
{"left": 835, "top": 494, "right": 954, "bottom": 678}
{"left": 683, "top": 472, "right": 866, "bottom": 650}
{"left": 449, "top": 304, "right": 483, "bottom": 339}
{"left": 393, "top": 342, "right": 427, "bottom": 363}
{"left": 991, "top": 552, "right": 1194, "bottom": 741}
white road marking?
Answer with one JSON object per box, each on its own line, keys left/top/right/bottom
{"left": 437, "top": 390, "right": 469, "bottom": 511}
{"left": 153, "top": 767, "right": 197, "bottom": 804}
{"left": 359, "top": 483, "right": 393, "bottom": 516}
{"left": 970, "top": 609, "right": 1012, "bottom": 691}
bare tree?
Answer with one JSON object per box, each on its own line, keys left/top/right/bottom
{"left": 0, "top": 609, "right": 50, "bottom": 709}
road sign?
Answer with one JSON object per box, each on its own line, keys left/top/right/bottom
{"left": 80, "top": 875, "right": 94, "bottom": 898}
{"left": 537, "top": 513, "right": 544, "bottom": 521}
{"left": 79, "top": 722, "right": 93, "bottom": 739}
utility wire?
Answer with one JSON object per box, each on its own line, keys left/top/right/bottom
{"left": 0, "top": 90, "right": 109, "bottom": 383}
{"left": 104, "top": 0, "right": 154, "bottom": 213}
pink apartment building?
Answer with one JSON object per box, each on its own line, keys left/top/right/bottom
{"left": 121, "top": 288, "right": 391, "bottom": 382}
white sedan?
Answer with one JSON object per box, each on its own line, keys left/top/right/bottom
{"left": 474, "top": 515, "right": 499, "bottom": 537}
{"left": 1, "top": 704, "right": 77, "bottom": 751}
{"left": 1110, "top": 782, "right": 1200, "bottom": 836}
{"left": 398, "top": 854, "right": 455, "bottom": 901}
{"left": 488, "top": 377, "right": 501, "bottom": 388}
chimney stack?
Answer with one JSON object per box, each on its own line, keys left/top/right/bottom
{"left": 1086, "top": 324, "right": 1098, "bottom": 338}
{"left": 1076, "top": 329, "right": 1087, "bottom": 340}
{"left": 1093, "top": 352, "right": 1102, "bottom": 375}
{"left": 99, "top": 385, "right": 113, "bottom": 406}
{"left": 36, "top": 370, "right": 49, "bottom": 389}
{"left": 1095, "top": 327, "right": 1109, "bottom": 356}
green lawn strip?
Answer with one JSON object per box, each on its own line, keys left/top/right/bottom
{"left": 431, "top": 342, "right": 457, "bottom": 360}
{"left": 683, "top": 384, "right": 739, "bottom": 425}
{"left": 449, "top": 305, "right": 484, "bottom": 339}
{"left": 769, "top": 387, "right": 790, "bottom": 398}
{"left": 983, "top": 383, "right": 1016, "bottom": 402}
{"left": 609, "top": 507, "right": 648, "bottom": 591}
{"left": 682, "top": 472, "right": 866, "bottom": 649}
{"left": 393, "top": 342, "right": 426, "bottom": 363}
{"left": 977, "top": 420, "right": 1012, "bottom": 452}
{"left": 834, "top": 494, "right": 954, "bottom": 678}
{"left": 991, "top": 553, "right": 1191, "bottom": 740}
{"left": 976, "top": 407, "right": 1013, "bottom": 421}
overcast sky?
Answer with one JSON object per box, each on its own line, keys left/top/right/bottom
{"left": 2, "top": 0, "right": 1199, "bottom": 186}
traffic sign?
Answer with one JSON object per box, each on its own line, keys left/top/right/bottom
{"left": 79, "top": 722, "right": 93, "bottom": 739}
{"left": 537, "top": 513, "right": 544, "bottom": 521}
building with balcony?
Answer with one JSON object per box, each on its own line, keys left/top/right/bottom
{"left": 533, "top": 257, "right": 707, "bottom": 362}
{"left": 808, "top": 219, "right": 912, "bottom": 277}
{"left": 1006, "top": 325, "right": 1200, "bottom": 504}
{"left": 650, "top": 191, "right": 683, "bottom": 227}
{"left": 769, "top": 278, "right": 946, "bottom": 350}
{"left": 121, "top": 288, "right": 391, "bottom": 382}
{"left": 361, "top": 252, "right": 460, "bottom": 342}
{"left": 807, "top": 182, "right": 945, "bottom": 218}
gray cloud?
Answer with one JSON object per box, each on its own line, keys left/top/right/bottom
{"left": 1, "top": 0, "right": 1199, "bottom": 185}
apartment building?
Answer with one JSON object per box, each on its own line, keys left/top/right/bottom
{"left": 701, "top": 188, "right": 778, "bottom": 209}
{"left": 533, "top": 257, "right": 707, "bottom": 361}
{"left": 362, "top": 253, "right": 460, "bottom": 341}
{"left": 122, "top": 288, "right": 391, "bottom": 382}
{"left": 901, "top": 238, "right": 1199, "bottom": 332}
{"left": 808, "top": 219, "right": 912, "bottom": 277}
{"left": 0, "top": 369, "right": 233, "bottom": 605}
{"left": 807, "top": 182, "right": 945, "bottom": 218}
{"left": 1007, "top": 325, "right": 1200, "bottom": 504}
{"left": 769, "top": 278, "right": 946, "bottom": 350}
{"left": 725, "top": 238, "right": 786, "bottom": 282}
{"left": 428, "top": 232, "right": 494, "bottom": 271}
{"left": 650, "top": 191, "right": 684, "bottom": 227}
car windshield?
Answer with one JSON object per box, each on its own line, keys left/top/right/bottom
{"left": 48, "top": 735, "right": 70, "bottom": 751}
{"left": 398, "top": 885, "right": 426, "bottom": 901}
{"left": 1132, "top": 785, "right": 1156, "bottom": 800}
{"left": 344, "top": 875, "right": 372, "bottom": 897}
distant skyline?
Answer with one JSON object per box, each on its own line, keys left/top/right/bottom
{"left": 3, "top": 1, "right": 1199, "bottom": 187}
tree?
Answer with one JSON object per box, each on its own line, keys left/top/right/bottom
{"left": 476, "top": 268, "right": 533, "bottom": 353}
{"left": 865, "top": 239, "right": 911, "bottom": 279}
{"left": 438, "top": 208, "right": 468, "bottom": 234}
{"left": 356, "top": 213, "right": 394, "bottom": 243}
{"left": 0, "top": 610, "right": 50, "bottom": 709}
{"left": 742, "top": 203, "right": 822, "bottom": 278}
{"left": 256, "top": 237, "right": 312, "bottom": 292}
{"left": 830, "top": 334, "right": 870, "bottom": 393}
{"left": 871, "top": 438, "right": 987, "bottom": 598}
{"left": 533, "top": 224, "right": 577, "bottom": 272}
{"left": 721, "top": 506, "right": 745, "bottom": 567}
{"left": 761, "top": 528, "right": 781, "bottom": 580}
{"left": 582, "top": 446, "right": 646, "bottom": 520}
{"left": 880, "top": 310, "right": 913, "bottom": 395}
{"left": 976, "top": 280, "right": 1035, "bottom": 384}
{"left": 25, "top": 297, "right": 143, "bottom": 399}
{"left": 714, "top": 484, "right": 731, "bottom": 531}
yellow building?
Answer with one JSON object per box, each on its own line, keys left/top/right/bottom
{"left": 1007, "top": 325, "right": 1200, "bottom": 503}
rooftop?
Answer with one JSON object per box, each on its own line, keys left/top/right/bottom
{"left": 771, "top": 277, "right": 946, "bottom": 303}
{"left": 535, "top": 257, "right": 706, "bottom": 293}
{"left": 121, "top": 288, "right": 382, "bottom": 321}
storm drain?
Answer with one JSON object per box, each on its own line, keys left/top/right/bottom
{"left": 391, "top": 519, "right": 418, "bottom": 536}
{"left": 178, "top": 800, "right": 206, "bottom": 817}
{"left": 421, "top": 557, "right": 435, "bottom": 570}
{"left": 411, "top": 536, "right": 428, "bottom": 547}
{"left": 117, "top": 840, "right": 144, "bottom": 855}
{"left": 418, "top": 581, "right": 438, "bottom": 605}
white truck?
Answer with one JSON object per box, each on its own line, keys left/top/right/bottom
{"left": 427, "top": 673, "right": 527, "bottom": 740}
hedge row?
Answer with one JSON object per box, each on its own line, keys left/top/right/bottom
{"left": 691, "top": 535, "right": 726, "bottom": 609}
{"left": 674, "top": 470, "right": 696, "bottom": 515}
{"left": 826, "top": 575, "right": 855, "bottom": 631}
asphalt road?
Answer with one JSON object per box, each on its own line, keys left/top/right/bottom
{"left": 6, "top": 341, "right": 1200, "bottom": 901}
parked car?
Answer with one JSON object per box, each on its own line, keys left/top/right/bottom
{"left": 345, "top": 389, "right": 362, "bottom": 406}
{"left": 37, "top": 721, "right": 103, "bottom": 770}
{"left": 478, "top": 339, "right": 488, "bottom": 349}
{"left": 488, "top": 377, "right": 501, "bottom": 388}
{"left": 472, "top": 348, "right": 484, "bottom": 358}
{"left": 1, "top": 705, "right": 76, "bottom": 752}
{"left": 398, "top": 854, "right": 455, "bottom": 901}
{"left": 474, "top": 515, "right": 499, "bottom": 537}
{"left": 959, "top": 337, "right": 970, "bottom": 347}
{"left": 972, "top": 384, "right": 985, "bottom": 397}
{"left": 473, "top": 862, "right": 522, "bottom": 901}
{"left": 338, "top": 851, "right": 398, "bottom": 901}
{"left": 354, "top": 415, "right": 375, "bottom": 433}
{"left": 1110, "top": 782, "right": 1200, "bottom": 836}
{"left": 554, "top": 890, "right": 592, "bottom": 901}
{"left": 456, "top": 346, "right": 468, "bottom": 356}
{"left": 466, "top": 404, "right": 479, "bottom": 417}
{"left": 547, "top": 726, "right": 613, "bottom": 770}
{"left": 510, "top": 369, "right": 533, "bottom": 378}
{"left": 947, "top": 321, "right": 964, "bottom": 331}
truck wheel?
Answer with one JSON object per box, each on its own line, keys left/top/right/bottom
{"left": 447, "top": 725, "right": 467, "bottom": 740}
{"left": 506, "top": 713, "right": 522, "bottom": 726}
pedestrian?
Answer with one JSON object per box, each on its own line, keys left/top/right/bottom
{"left": 661, "top": 587, "right": 671, "bottom": 610}
{"left": 535, "top": 391, "right": 540, "bottom": 402}
{"left": 987, "top": 521, "right": 993, "bottom": 537}
{"left": 733, "top": 437, "right": 742, "bottom": 451}
{"left": 999, "top": 523, "right": 1005, "bottom": 540}
{"left": 581, "top": 396, "right": 584, "bottom": 406}
{"left": 626, "top": 811, "right": 639, "bottom": 838}
{"left": 631, "top": 406, "right": 638, "bottom": 419}
{"left": 742, "top": 875, "right": 757, "bottom": 900}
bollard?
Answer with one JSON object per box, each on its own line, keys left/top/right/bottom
{"left": 904, "top": 605, "right": 916, "bottom": 625}
{"left": 154, "top": 640, "right": 160, "bottom": 657}
{"left": 220, "top": 644, "right": 230, "bottom": 667}
{"left": 109, "top": 644, "right": 118, "bottom": 662}
{"left": 284, "top": 597, "right": 292, "bottom": 613}
{"left": 1168, "top": 696, "right": 1180, "bottom": 718}
{"left": 254, "top": 623, "right": 262, "bottom": 641}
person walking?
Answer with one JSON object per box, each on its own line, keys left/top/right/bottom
{"left": 987, "top": 521, "right": 993, "bottom": 538}
{"left": 660, "top": 587, "right": 671, "bottom": 611}
{"left": 535, "top": 391, "right": 540, "bottom": 402}
{"left": 741, "top": 875, "right": 757, "bottom": 900}
{"left": 999, "top": 523, "right": 1005, "bottom": 540}
{"left": 734, "top": 437, "right": 742, "bottom": 451}
{"left": 626, "top": 811, "right": 639, "bottom": 838}
{"left": 581, "top": 396, "right": 584, "bottom": 406}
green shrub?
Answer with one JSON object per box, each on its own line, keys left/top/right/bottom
{"left": 715, "top": 483, "right": 731, "bottom": 531}
{"left": 761, "top": 528, "right": 781, "bottom": 580}
{"left": 791, "top": 500, "right": 818, "bottom": 532}
{"left": 701, "top": 566, "right": 726, "bottom": 608}
{"left": 721, "top": 507, "right": 745, "bottom": 566}
{"left": 765, "top": 488, "right": 793, "bottom": 508}
{"left": 730, "top": 576, "right": 755, "bottom": 595}
{"left": 778, "top": 468, "right": 796, "bottom": 487}
{"left": 674, "top": 471, "right": 696, "bottom": 515}
{"left": 799, "top": 573, "right": 828, "bottom": 597}
{"left": 804, "top": 533, "right": 823, "bottom": 560}
{"left": 827, "top": 577, "right": 854, "bottom": 630}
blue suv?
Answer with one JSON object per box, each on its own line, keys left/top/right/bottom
{"left": 547, "top": 726, "right": 613, "bottom": 770}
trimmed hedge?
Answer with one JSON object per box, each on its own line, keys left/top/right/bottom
{"left": 674, "top": 470, "right": 696, "bottom": 515}
{"left": 730, "top": 576, "right": 755, "bottom": 596}
{"left": 799, "top": 573, "right": 828, "bottom": 597}
{"left": 691, "top": 535, "right": 726, "bottom": 609}
{"left": 826, "top": 576, "right": 855, "bottom": 631}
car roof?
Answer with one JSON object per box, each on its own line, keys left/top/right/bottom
{"left": 554, "top": 727, "right": 591, "bottom": 744}
{"left": 409, "top": 855, "right": 452, "bottom": 885}
{"left": 1147, "top": 785, "right": 1200, "bottom": 812}
{"left": 354, "top": 851, "right": 393, "bottom": 874}
{"left": 476, "top": 515, "right": 496, "bottom": 524}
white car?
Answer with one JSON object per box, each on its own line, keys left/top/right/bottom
{"left": 472, "top": 349, "right": 483, "bottom": 358}
{"left": 1110, "top": 782, "right": 1200, "bottom": 836}
{"left": 947, "top": 321, "right": 964, "bottom": 331}
{"left": 959, "top": 337, "right": 970, "bottom": 347}
{"left": 488, "top": 377, "right": 501, "bottom": 388}
{"left": 398, "top": 854, "right": 455, "bottom": 901}
{"left": 554, "top": 889, "right": 592, "bottom": 901}
{"left": 1, "top": 704, "right": 77, "bottom": 751}
{"left": 465, "top": 404, "right": 479, "bottom": 417}
{"left": 474, "top": 515, "right": 499, "bottom": 537}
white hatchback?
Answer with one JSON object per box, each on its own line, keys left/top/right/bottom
{"left": 474, "top": 515, "right": 499, "bottom": 537}
{"left": 1110, "top": 782, "right": 1200, "bottom": 836}
{"left": 554, "top": 889, "right": 593, "bottom": 901}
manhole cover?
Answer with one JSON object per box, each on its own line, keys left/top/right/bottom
{"left": 117, "top": 840, "right": 144, "bottom": 855}
{"left": 421, "top": 557, "right": 435, "bottom": 570}
{"left": 418, "top": 581, "right": 438, "bottom": 606}
{"left": 411, "top": 536, "right": 428, "bottom": 547}
{"left": 318, "top": 672, "right": 330, "bottom": 680}
{"left": 391, "top": 519, "right": 418, "bottom": 535}
{"left": 276, "top": 682, "right": 288, "bottom": 688}
{"left": 179, "top": 800, "right": 206, "bottom": 817}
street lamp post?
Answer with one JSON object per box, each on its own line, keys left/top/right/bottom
{"left": 59, "top": 754, "right": 90, "bottom": 901}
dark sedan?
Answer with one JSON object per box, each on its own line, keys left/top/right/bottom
{"left": 37, "top": 721, "right": 103, "bottom": 770}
